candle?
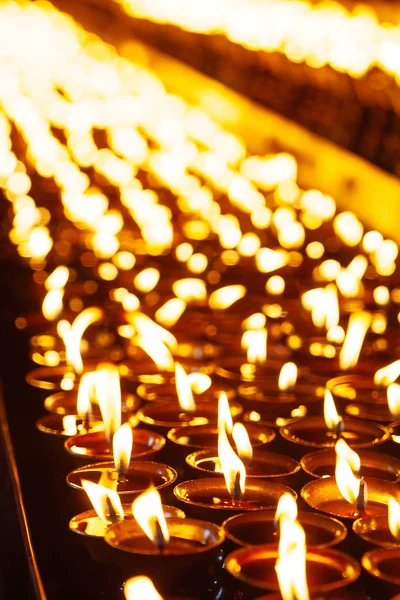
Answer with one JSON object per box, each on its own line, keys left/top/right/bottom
{"left": 136, "top": 381, "right": 235, "bottom": 402}
{"left": 353, "top": 515, "right": 400, "bottom": 550}
{"left": 36, "top": 413, "right": 104, "bottom": 437}
{"left": 168, "top": 422, "right": 275, "bottom": 452}
{"left": 222, "top": 509, "right": 347, "bottom": 549}
{"left": 362, "top": 548, "right": 400, "bottom": 596}
{"left": 301, "top": 449, "right": 400, "bottom": 482}
{"left": 43, "top": 389, "right": 140, "bottom": 417}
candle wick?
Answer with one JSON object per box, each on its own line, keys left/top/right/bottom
{"left": 83, "top": 409, "right": 90, "bottom": 433}
{"left": 233, "top": 471, "right": 242, "bottom": 502}
{"left": 153, "top": 518, "right": 167, "bottom": 553}
{"left": 335, "top": 418, "right": 344, "bottom": 438}
{"left": 105, "top": 495, "right": 118, "bottom": 524}
{"left": 356, "top": 477, "right": 367, "bottom": 513}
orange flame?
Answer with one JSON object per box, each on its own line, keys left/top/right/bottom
{"left": 175, "top": 363, "right": 196, "bottom": 413}
{"left": 132, "top": 487, "right": 169, "bottom": 548}
{"left": 113, "top": 423, "right": 133, "bottom": 477}
{"left": 388, "top": 384, "right": 400, "bottom": 417}
{"left": 339, "top": 311, "right": 372, "bottom": 370}
{"left": 324, "top": 389, "right": 343, "bottom": 433}
{"left": 76, "top": 371, "right": 97, "bottom": 420}
{"left": 61, "top": 308, "right": 103, "bottom": 374}
{"left": 187, "top": 372, "right": 211, "bottom": 394}
{"left": 275, "top": 518, "right": 309, "bottom": 600}
{"left": 375, "top": 360, "right": 400, "bottom": 387}
{"left": 96, "top": 363, "right": 121, "bottom": 442}
{"left": 218, "top": 391, "right": 233, "bottom": 434}
{"left": 82, "top": 479, "right": 124, "bottom": 524}
{"left": 335, "top": 440, "right": 366, "bottom": 507}
{"left": 218, "top": 423, "right": 246, "bottom": 499}
{"left": 232, "top": 423, "right": 253, "bottom": 461}
{"left": 209, "top": 285, "right": 246, "bottom": 310}
{"left": 275, "top": 492, "right": 298, "bottom": 523}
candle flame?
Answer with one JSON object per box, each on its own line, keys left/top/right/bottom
{"left": 45, "top": 266, "right": 69, "bottom": 290}
{"left": 232, "top": 423, "right": 253, "bottom": 461}
{"left": 113, "top": 423, "right": 133, "bottom": 477}
{"left": 132, "top": 487, "right": 170, "bottom": 548}
{"left": 324, "top": 389, "right": 343, "bottom": 433}
{"left": 218, "top": 391, "right": 233, "bottom": 434}
{"left": 209, "top": 285, "right": 246, "bottom": 310}
{"left": 241, "top": 328, "right": 267, "bottom": 364}
{"left": 218, "top": 423, "right": 246, "bottom": 499}
{"left": 335, "top": 440, "right": 367, "bottom": 507}
{"left": 155, "top": 298, "right": 186, "bottom": 327}
{"left": 136, "top": 337, "right": 175, "bottom": 371}
{"left": 42, "top": 289, "right": 64, "bottom": 321}
{"left": 339, "top": 311, "right": 372, "bottom": 371}
{"left": 276, "top": 519, "right": 309, "bottom": 600}
{"left": 388, "top": 498, "right": 400, "bottom": 541}
{"left": 275, "top": 492, "right": 298, "bottom": 523}
{"left": 61, "top": 307, "right": 103, "bottom": 374}
{"left": 278, "top": 362, "right": 298, "bottom": 391}
{"left": 77, "top": 371, "right": 97, "bottom": 420}
{"left": 375, "top": 360, "right": 400, "bottom": 387}
{"left": 128, "top": 313, "right": 177, "bottom": 351}
{"left": 172, "top": 278, "right": 207, "bottom": 302}
{"left": 388, "top": 384, "right": 400, "bottom": 417}
{"left": 134, "top": 267, "right": 160, "bottom": 293}
{"left": 63, "top": 415, "right": 78, "bottom": 436}
{"left": 187, "top": 372, "right": 211, "bottom": 394}
{"left": 306, "top": 285, "right": 339, "bottom": 330}
{"left": 81, "top": 479, "right": 124, "bottom": 524}
{"left": 124, "top": 577, "right": 163, "bottom": 600}
{"left": 96, "top": 363, "right": 121, "bottom": 442}
{"left": 175, "top": 362, "right": 196, "bottom": 413}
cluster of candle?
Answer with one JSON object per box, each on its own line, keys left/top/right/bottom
{"left": 3, "top": 1, "right": 400, "bottom": 599}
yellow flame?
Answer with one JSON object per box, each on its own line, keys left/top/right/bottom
{"left": 45, "top": 266, "right": 69, "bottom": 290}
{"left": 134, "top": 268, "right": 160, "bottom": 293}
{"left": 42, "top": 289, "right": 64, "bottom": 321}
{"left": 242, "top": 313, "right": 266, "bottom": 330}
{"left": 63, "top": 415, "right": 78, "bottom": 436}
{"left": 77, "top": 372, "right": 97, "bottom": 419}
{"left": 96, "top": 363, "right": 121, "bottom": 442}
{"left": 172, "top": 278, "right": 207, "bottom": 302}
{"left": 335, "top": 447, "right": 366, "bottom": 507}
{"left": 128, "top": 313, "right": 177, "bottom": 351}
{"left": 218, "top": 423, "right": 246, "bottom": 498}
{"left": 136, "top": 337, "right": 175, "bottom": 371}
{"left": 124, "top": 577, "right": 163, "bottom": 600}
{"left": 388, "top": 498, "right": 400, "bottom": 542}
{"left": 278, "top": 362, "right": 298, "bottom": 391}
{"left": 388, "top": 384, "right": 400, "bottom": 417}
{"left": 335, "top": 439, "right": 361, "bottom": 473}
{"left": 375, "top": 361, "right": 400, "bottom": 387}
{"left": 324, "top": 389, "right": 343, "bottom": 432}
{"left": 132, "top": 487, "right": 170, "bottom": 546}
{"left": 275, "top": 493, "right": 298, "bottom": 523}
{"left": 113, "top": 423, "right": 133, "bottom": 476}
{"left": 209, "top": 285, "right": 246, "bottom": 310}
{"left": 241, "top": 328, "right": 267, "bottom": 364}
{"left": 218, "top": 391, "right": 233, "bottom": 434}
{"left": 175, "top": 363, "right": 196, "bottom": 413}
{"left": 276, "top": 519, "right": 309, "bottom": 600}
{"left": 81, "top": 479, "right": 124, "bottom": 524}
{"left": 232, "top": 423, "right": 253, "bottom": 461}
{"left": 339, "top": 311, "right": 372, "bottom": 371}
{"left": 62, "top": 308, "right": 103, "bottom": 374}
{"left": 155, "top": 298, "right": 186, "bottom": 327}
{"left": 187, "top": 372, "right": 211, "bottom": 394}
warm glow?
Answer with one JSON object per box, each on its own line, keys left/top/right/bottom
{"left": 388, "top": 384, "right": 400, "bottom": 417}
{"left": 375, "top": 361, "right": 400, "bottom": 387}
{"left": 45, "top": 266, "right": 69, "bottom": 290}
{"left": 175, "top": 363, "right": 196, "bottom": 413}
{"left": 82, "top": 479, "right": 124, "bottom": 524}
{"left": 128, "top": 314, "right": 177, "bottom": 351}
{"left": 96, "top": 363, "right": 122, "bottom": 442}
{"left": 135, "top": 337, "right": 175, "bottom": 371}
{"left": 266, "top": 275, "right": 285, "bottom": 296}
{"left": 172, "top": 278, "right": 207, "bottom": 302}
{"left": 335, "top": 440, "right": 366, "bottom": 508}
{"left": 76, "top": 372, "right": 97, "bottom": 420}
{"left": 42, "top": 289, "right": 64, "bottom": 321}
{"left": 187, "top": 372, "right": 212, "bottom": 394}
{"left": 339, "top": 311, "right": 372, "bottom": 370}
{"left": 209, "top": 285, "right": 246, "bottom": 310}
{"left": 242, "top": 313, "right": 266, "bottom": 330}
{"left": 278, "top": 362, "right": 298, "bottom": 391}
{"left": 388, "top": 498, "right": 400, "bottom": 542}
{"left": 113, "top": 423, "right": 133, "bottom": 477}
{"left": 155, "top": 298, "right": 186, "bottom": 327}
{"left": 218, "top": 392, "right": 233, "bottom": 434}
{"left": 124, "top": 577, "right": 163, "bottom": 600}
{"left": 275, "top": 492, "right": 298, "bottom": 523}
{"left": 63, "top": 415, "right": 78, "bottom": 436}
{"left": 335, "top": 439, "right": 361, "bottom": 473}
{"left": 218, "top": 422, "right": 246, "bottom": 499}
{"left": 276, "top": 519, "right": 309, "bottom": 600}
{"left": 62, "top": 308, "right": 103, "bottom": 374}
{"left": 324, "top": 389, "right": 343, "bottom": 433}
{"left": 232, "top": 423, "right": 253, "bottom": 461}
{"left": 334, "top": 212, "right": 363, "bottom": 247}
{"left": 241, "top": 328, "right": 267, "bottom": 364}
{"left": 132, "top": 487, "right": 170, "bottom": 547}
{"left": 134, "top": 268, "right": 160, "bottom": 293}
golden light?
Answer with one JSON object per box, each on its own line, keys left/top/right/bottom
{"left": 135, "top": 337, "right": 175, "bottom": 371}
{"left": 339, "top": 311, "right": 372, "bottom": 371}
{"left": 266, "top": 275, "right": 285, "bottom": 296}
{"left": 42, "top": 289, "right": 64, "bottom": 321}
{"left": 155, "top": 298, "right": 186, "bottom": 327}
{"left": 333, "top": 212, "right": 363, "bottom": 247}
{"left": 218, "top": 391, "right": 233, "bottom": 434}
{"left": 363, "top": 231, "right": 383, "bottom": 254}
{"left": 324, "top": 389, "right": 343, "bottom": 434}
{"left": 96, "top": 363, "right": 122, "bottom": 442}
{"left": 374, "top": 360, "right": 400, "bottom": 387}
{"left": 388, "top": 384, "right": 400, "bottom": 417}
{"left": 187, "top": 372, "right": 212, "bottom": 394}
{"left": 172, "top": 278, "right": 207, "bottom": 302}
{"left": 256, "top": 248, "right": 289, "bottom": 273}
{"left": 175, "top": 242, "right": 193, "bottom": 262}
{"left": 241, "top": 328, "right": 267, "bottom": 364}
{"left": 81, "top": 480, "right": 124, "bottom": 524}
{"left": 45, "top": 266, "right": 69, "bottom": 290}
{"left": 63, "top": 415, "right": 78, "bottom": 436}
{"left": 128, "top": 314, "right": 177, "bottom": 352}
{"left": 132, "top": 487, "right": 170, "bottom": 549}
{"left": 326, "top": 326, "right": 345, "bottom": 344}
{"left": 76, "top": 371, "right": 97, "bottom": 420}
{"left": 124, "top": 577, "right": 163, "bottom": 600}
{"left": 335, "top": 439, "right": 361, "bottom": 473}
{"left": 335, "top": 440, "right": 366, "bottom": 509}
{"left": 275, "top": 519, "right": 309, "bottom": 600}
{"left": 218, "top": 422, "right": 246, "bottom": 500}
{"left": 242, "top": 313, "right": 266, "bottom": 330}
{"left": 187, "top": 253, "right": 208, "bottom": 273}
{"left": 209, "top": 285, "right": 246, "bottom": 310}
{"left": 275, "top": 492, "right": 298, "bottom": 524}
{"left": 388, "top": 498, "right": 400, "bottom": 542}
{"left": 113, "top": 423, "right": 133, "bottom": 477}
{"left": 278, "top": 362, "right": 298, "bottom": 391}
{"left": 374, "top": 286, "right": 390, "bottom": 306}
{"left": 175, "top": 362, "right": 196, "bottom": 413}
{"left": 63, "top": 307, "right": 103, "bottom": 374}
{"left": 232, "top": 423, "right": 253, "bottom": 461}
{"left": 134, "top": 268, "right": 160, "bottom": 293}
